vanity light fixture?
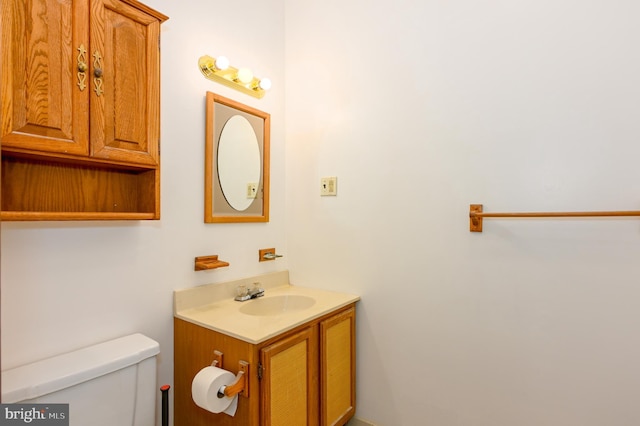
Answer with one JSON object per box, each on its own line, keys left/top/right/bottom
{"left": 198, "top": 54, "right": 270, "bottom": 99}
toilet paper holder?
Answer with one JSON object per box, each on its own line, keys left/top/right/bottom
{"left": 210, "top": 350, "right": 250, "bottom": 398}
{"left": 217, "top": 360, "right": 249, "bottom": 399}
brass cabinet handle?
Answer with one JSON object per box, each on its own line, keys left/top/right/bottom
{"left": 77, "top": 44, "right": 88, "bottom": 91}
{"left": 92, "top": 50, "right": 104, "bottom": 96}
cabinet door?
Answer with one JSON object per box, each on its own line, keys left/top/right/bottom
{"left": 260, "top": 327, "right": 319, "bottom": 426}
{"left": 1, "top": 0, "right": 90, "bottom": 155}
{"left": 320, "top": 307, "right": 356, "bottom": 426}
{"left": 89, "top": 0, "right": 161, "bottom": 166}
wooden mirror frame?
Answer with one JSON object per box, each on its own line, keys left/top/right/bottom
{"left": 204, "top": 92, "right": 270, "bottom": 223}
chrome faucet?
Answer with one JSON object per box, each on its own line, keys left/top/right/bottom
{"left": 234, "top": 282, "right": 265, "bottom": 302}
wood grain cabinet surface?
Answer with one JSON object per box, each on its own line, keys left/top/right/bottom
{"left": 174, "top": 304, "right": 357, "bottom": 426}
{"left": 0, "top": 0, "right": 167, "bottom": 220}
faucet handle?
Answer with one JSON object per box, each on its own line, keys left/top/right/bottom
{"left": 236, "top": 285, "right": 248, "bottom": 298}
{"left": 248, "top": 282, "right": 265, "bottom": 298}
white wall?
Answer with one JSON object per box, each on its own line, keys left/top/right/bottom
{"left": 4, "top": 1, "right": 640, "bottom": 426}
{"left": 285, "top": 1, "right": 640, "bottom": 425}
{"left": 1, "top": 1, "right": 286, "bottom": 424}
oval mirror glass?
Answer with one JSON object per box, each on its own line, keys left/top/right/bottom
{"left": 217, "top": 115, "right": 261, "bottom": 211}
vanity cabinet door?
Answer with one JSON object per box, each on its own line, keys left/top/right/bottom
{"left": 320, "top": 307, "right": 356, "bottom": 426}
{"left": 1, "top": 0, "right": 90, "bottom": 156}
{"left": 260, "top": 326, "right": 319, "bottom": 426}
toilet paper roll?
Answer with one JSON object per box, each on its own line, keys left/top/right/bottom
{"left": 191, "top": 366, "right": 239, "bottom": 416}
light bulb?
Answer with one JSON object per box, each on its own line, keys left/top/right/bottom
{"left": 258, "top": 78, "right": 272, "bottom": 91}
{"left": 236, "top": 68, "right": 253, "bottom": 84}
{"left": 215, "top": 56, "right": 229, "bottom": 71}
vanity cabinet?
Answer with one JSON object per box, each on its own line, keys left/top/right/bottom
{"left": 0, "top": 0, "right": 167, "bottom": 220}
{"left": 174, "top": 304, "right": 356, "bottom": 426}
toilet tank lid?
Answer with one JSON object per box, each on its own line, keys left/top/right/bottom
{"left": 1, "top": 333, "right": 160, "bottom": 403}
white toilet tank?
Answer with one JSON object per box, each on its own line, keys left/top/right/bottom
{"left": 2, "top": 333, "right": 160, "bottom": 426}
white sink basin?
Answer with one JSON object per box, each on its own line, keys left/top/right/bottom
{"left": 239, "top": 295, "right": 316, "bottom": 316}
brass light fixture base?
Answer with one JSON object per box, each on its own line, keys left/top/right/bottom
{"left": 199, "top": 55, "right": 266, "bottom": 99}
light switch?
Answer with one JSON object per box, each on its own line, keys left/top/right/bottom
{"left": 247, "top": 182, "right": 258, "bottom": 199}
{"left": 321, "top": 177, "right": 337, "bottom": 196}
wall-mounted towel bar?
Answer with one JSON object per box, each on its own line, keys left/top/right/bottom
{"left": 469, "top": 204, "right": 640, "bottom": 232}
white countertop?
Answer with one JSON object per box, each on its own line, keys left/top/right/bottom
{"left": 174, "top": 271, "right": 360, "bottom": 344}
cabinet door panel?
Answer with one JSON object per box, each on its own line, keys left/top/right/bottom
{"left": 90, "top": 0, "right": 160, "bottom": 166}
{"left": 321, "top": 307, "right": 356, "bottom": 426}
{"left": 261, "top": 327, "right": 319, "bottom": 426}
{"left": 1, "top": 0, "right": 89, "bottom": 155}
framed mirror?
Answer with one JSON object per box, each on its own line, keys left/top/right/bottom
{"left": 205, "top": 92, "right": 270, "bottom": 222}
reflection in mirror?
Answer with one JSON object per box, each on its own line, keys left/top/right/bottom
{"left": 205, "top": 92, "right": 270, "bottom": 223}
{"left": 218, "top": 115, "right": 261, "bottom": 211}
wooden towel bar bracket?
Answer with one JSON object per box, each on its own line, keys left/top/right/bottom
{"left": 469, "top": 204, "right": 640, "bottom": 232}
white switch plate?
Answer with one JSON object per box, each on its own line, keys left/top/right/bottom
{"left": 321, "top": 177, "right": 337, "bottom": 196}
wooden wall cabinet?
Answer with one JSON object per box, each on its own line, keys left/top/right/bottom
{"left": 174, "top": 304, "right": 356, "bottom": 426}
{"left": 0, "top": 0, "right": 168, "bottom": 220}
